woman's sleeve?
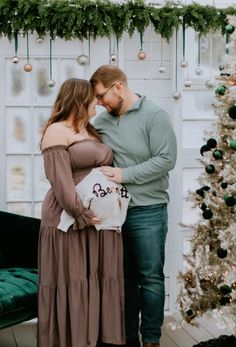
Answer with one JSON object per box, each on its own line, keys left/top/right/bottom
{"left": 43, "top": 146, "right": 94, "bottom": 230}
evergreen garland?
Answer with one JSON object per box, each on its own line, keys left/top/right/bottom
{"left": 0, "top": 0, "right": 236, "bottom": 41}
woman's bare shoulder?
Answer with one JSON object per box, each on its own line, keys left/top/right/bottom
{"left": 41, "top": 123, "right": 69, "bottom": 150}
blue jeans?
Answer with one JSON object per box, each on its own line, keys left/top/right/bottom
{"left": 122, "top": 204, "right": 168, "bottom": 344}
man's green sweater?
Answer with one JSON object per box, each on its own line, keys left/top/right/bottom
{"left": 93, "top": 96, "right": 177, "bottom": 208}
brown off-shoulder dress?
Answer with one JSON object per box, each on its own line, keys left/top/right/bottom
{"left": 37, "top": 139, "right": 125, "bottom": 347}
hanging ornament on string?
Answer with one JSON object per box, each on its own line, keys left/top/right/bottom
{"left": 48, "top": 38, "right": 55, "bottom": 88}
{"left": 12, "top": 32, "right": 19, "bottom": 64}
{"left": 37, "top": 36, "right": 44, "bottom": 43}
{"left": 172, "top": 29, "right": 181, "bottom": 100}
{"left": 158, "top": 36, "right": 166, "bottom": 73}
{"left": 180, "top": 18, "right": 188, "bottom": 68}
{"left": 77, "top": 40, "right": 89, "bottom": 66}
{"left": 195, "top": 34, "right": 203, "bottom": 75}
{"left": 184, "top": 77, "right": 192, "bottom": 88}
{"left": 137, "top": 32, "right": 146, "bottom": 60}
{"left": 205, "top": 32, "right": 216, "bottom": 89}
{"left": 225, "top": 23, "right": 235, "bottom": 35}
{"left": 109, "top": 33, "right": 119, "bottom": 66}
{"left": 24, "top": 32, "right": 32, "bottom": 72}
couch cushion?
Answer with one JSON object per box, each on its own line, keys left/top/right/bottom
{"left": 0, "top": 267, "right": 38, "bottom": 330}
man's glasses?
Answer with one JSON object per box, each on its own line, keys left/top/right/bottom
{"left": 96, "top": 83, "right": 117, "bottom": 101}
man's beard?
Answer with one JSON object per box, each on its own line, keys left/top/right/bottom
{"left": 108, "top": 98, "right": 123, "bottom": 117}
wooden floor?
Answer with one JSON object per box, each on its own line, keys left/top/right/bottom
{"left": 0, "top": 314, "right": 226, "bottom": 347}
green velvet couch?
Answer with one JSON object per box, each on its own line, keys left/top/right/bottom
{"left": 0, "top": 210, "right": 40, "bottom": 330}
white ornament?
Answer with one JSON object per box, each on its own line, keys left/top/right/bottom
{"left": 180, "top": 59, "right": 188, "bottom": 68}
{"left": 48, "top": 79, "right": 56, "bottom": 88}
{"left": 109, "top": 53, "right": 118, "bottom": 65}
{"left": 195, "top": 66, "right": 203, "bottom": 75}
{"left": 184, "top": 79, "right": 192, "bottom": 88}
{"left": 172, "top": 91, "right": 181, "bottom": 100}
{"left": 12, "top": 55, "right": 19, "bottom": 64}
{"left": 37, "top": 37, "right": 44, "bottom": 43}
{"left": 205, "top": 79, "right": 216, "bottom": 89}
{"left": 158, "top": 64, "right": 166, "bottom": 73}
{"left": 77, "top": 54, "right": 89, "bottom": 66}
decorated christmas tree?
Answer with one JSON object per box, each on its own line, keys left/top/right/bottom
{"left": 178, "top": 16, "right": 236, "bottom": 336}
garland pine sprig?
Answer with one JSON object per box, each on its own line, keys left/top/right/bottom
{"left": 0, "top": 0, "right": 235, "bottom": 41}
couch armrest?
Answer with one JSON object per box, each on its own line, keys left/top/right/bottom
{"left": 0, "top": 211, "right": 40, "bottom": 269}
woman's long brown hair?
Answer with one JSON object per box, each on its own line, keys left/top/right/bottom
{"left": 40, "top": 78, "right": 100, "bottom": 148}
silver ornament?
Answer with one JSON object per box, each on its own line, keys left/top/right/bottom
{"left": 184, "top": 79, "right": 192, "bottom": 88}
{"left": 219, "top": 64, "right": 225, "bottom": 71}
{"left": 48, "top": 79, "right": 56, "bottom": 88}
{"left": 205, "top": 79, "right": 216, "bottom": 89}
{"left": 180, "top": 59, "right": 188, "bottom": 68}
{"left": 109, "top": 53, "right": 118, "bottom": 65}
{"left": 12, "top": 55, "right": 19, "bottom": 64}
{"left": 172, "top": 91, "right": 181, "bottom": 100}
{"left": 77, "top": 54, "right": 89, "bottom": 66}
{"left": 195, "top": 66, "right": 203, "bottom": 75}
{"left": 158, "top": 64, "right": 166, "bottom": 73}
{"left": 37, "top": 37, "right": 44, "bottom": 43}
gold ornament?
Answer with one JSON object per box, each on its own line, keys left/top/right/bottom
{"left": 137, "top": 50, "right": 146, "bottom": 60}
{"left": 24, "top": 63, "right": 32, "bottom": 72}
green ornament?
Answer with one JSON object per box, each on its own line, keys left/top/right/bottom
{"left": 213, "top": 149, "right": 223, "bottom": 160}
{"left": 220, "top": 285, "right": 232, "bottom": 295}
{"left": 224, "top": 194, "right": 236, "bottom": 207}
{"left": 205, "top": 164, "right": 215, "bottom": 174}
{"left": 230, "top": 140, "right": 236, "bottom": 150}
{"left": 225, "top": 24, "right": 235, "bottom": 34}
{"left": 215, "top": 85, "right": 227, "bottom": 95}
{"left": 202, "top": 208, "right": 213, "bottom": 220}
{"left": 228, "top": 104, "right": 236, "bottom": 120}
{"left": 207, "top": 138, "right": 217, "bottom": 148}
